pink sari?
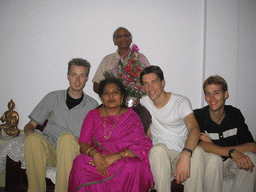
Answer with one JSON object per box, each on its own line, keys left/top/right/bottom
{"left": 68, "top": 108, "right": 154, "bottom": 192}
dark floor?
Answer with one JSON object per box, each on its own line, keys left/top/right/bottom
{"left": 0, "top": 187, "right": 5, "bottom": 192}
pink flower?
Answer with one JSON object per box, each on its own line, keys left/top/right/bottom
{"left": 132, "top": 44, "right": 139, "bottom": 53}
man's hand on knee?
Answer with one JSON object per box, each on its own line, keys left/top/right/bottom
{"left": 173, "top": 152, "right": 191, "bottom": 184}
{"left": 24, "top": 121, "right": 37, "bottom": 137}
{"left": 232, "top": 150, "right": 255, "bottom": 172}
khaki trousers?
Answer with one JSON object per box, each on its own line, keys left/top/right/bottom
{"left": 204, "top": 151, "right": 256, "bottom": 192}
{"left": 149, "top": 143, "right": 204, "bottom": 192}
{"left": 24, "top": 132, "right": 80, "bottom": 192}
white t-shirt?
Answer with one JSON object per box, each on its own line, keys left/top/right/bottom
{"left": 141, "top": 93, "right": 193, "bottom": 151}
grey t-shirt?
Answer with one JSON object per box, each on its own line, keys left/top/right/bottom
{"left": 29, "top": 89, "right": 99, "bottom": 148}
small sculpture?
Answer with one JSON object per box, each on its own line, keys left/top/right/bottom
{"left": 0, "top": 99, "right": 20, "bottom": 137}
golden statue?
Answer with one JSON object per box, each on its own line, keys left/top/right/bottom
{"left": 0, "top": 99, "right": 20, "bottom": 137}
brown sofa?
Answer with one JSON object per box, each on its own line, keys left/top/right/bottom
{"left": 5, "top": 118, "right": 184, "bottom": 192}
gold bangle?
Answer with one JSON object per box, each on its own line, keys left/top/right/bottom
{"left": 88, "top": 149, "right": 96, "bottom": 157}
{"left": 117, "top": 153, "right": 123, "bottom": 159}
{"left": 91, "top": 151, "right": 99, "bottom": 158}
{"left": 91, "top": 150, "right": 98, "bottom": 156}
{"left": 86, "top": 147, "right": 94, "bottom": 156}
{"left": 88, "top": 148, "right": 95, "bottom": 156}
{"left": 86, "top": 147, "right": 93, "bottom": 155}
{"left": 125, "top": 149, "right": 128, "bottom": 157}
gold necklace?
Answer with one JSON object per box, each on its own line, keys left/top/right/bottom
{"left": 103, "top": 115, "right": 119, "bottom": 139}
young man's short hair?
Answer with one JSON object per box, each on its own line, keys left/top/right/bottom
{"left": 140, "top": 65, "right": 164, "bottom": 85}
{"left": 203, "top": 75, "right": 228, "bottom": 93}
{"left": 68, "top": 58, "right": 91, "bottom": 75}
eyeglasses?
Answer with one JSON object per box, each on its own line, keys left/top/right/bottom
{"left": 115, "top": 34, "right": 130, "bottom": 40}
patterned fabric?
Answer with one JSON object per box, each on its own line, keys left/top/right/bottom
{"left": 68, "top": 108, "right": 153, "bottom": 192}
{"left": 0, "top": 131, "right": 57, "bottom": 183}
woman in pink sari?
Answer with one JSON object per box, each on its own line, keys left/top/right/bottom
{"left": 68, "top": 78, "right": 154, "bottom": 192}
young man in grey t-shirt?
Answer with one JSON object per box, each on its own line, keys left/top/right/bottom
{"left": 24, "top": 58, "right": 98, "bottom": 192}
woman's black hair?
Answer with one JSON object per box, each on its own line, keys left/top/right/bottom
{"left": 98, "top": 77, "right": 128, "bottom": 107}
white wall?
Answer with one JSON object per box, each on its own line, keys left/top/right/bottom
{"left": 204, "top": 0, "right": 238, "bottom": 106}
{"left": 0, "top": 0, "right": 204, "bottom": 129}
{"left": 203, "top": 0, "right": 256, "bottom": 139}
{"left": 236, "top": 0, "right": 256, "bottom": 139}
{"left": 0, "top": 0, "right": 255, "bottom": 139}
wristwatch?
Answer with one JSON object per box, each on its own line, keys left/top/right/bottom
{"left": 182, "top": 148, "right": 193, "bottom": 157}
{"left": 228, "top": 149, "right": 236, "bottom": 159}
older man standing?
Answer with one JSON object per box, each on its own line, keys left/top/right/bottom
{"left": 92, "top": 27, "right": 150, "bottom": 93}
{"left": 92, "top": 27, "right": 151, "bottom": 132}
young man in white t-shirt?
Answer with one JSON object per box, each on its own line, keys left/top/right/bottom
{"left": 140, "top": 65, "right": 204, "bottom": 192}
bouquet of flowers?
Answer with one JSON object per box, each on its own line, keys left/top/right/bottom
{"left": 104, "top": 44, "right": 147, "bottom": 98}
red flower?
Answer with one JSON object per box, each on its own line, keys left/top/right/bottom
{"left": 128, "top": 77, "right": 134, "bottom": 82}
{"left": 124, "top": 67, "right": 132, "bottom": 72}
{"left": 133, "top": 66, "right": 141, "bottom": 73}
{"left": 129, "top": 72, "right": 138, "bottom": 78}
{"left": 130, "top": 60, "right": 136, "bottom": 64}
{"left": 135, "top": 85, "right": 142, "bottom": 91}
{"left": 103, "top": 44, "right": 146, "bottom": 98}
